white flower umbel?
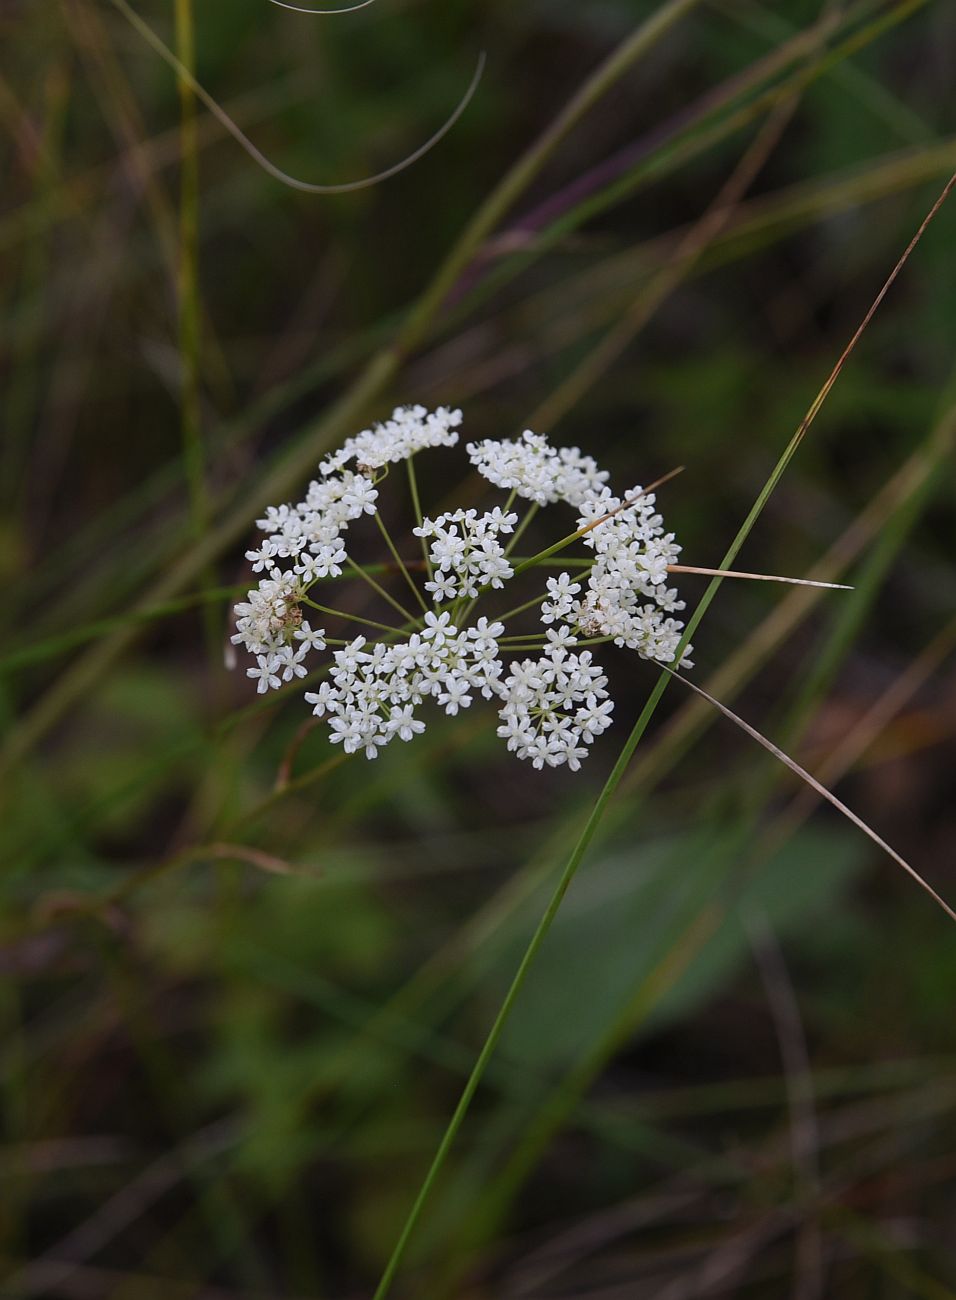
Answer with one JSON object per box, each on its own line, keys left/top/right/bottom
{"left": 233, "top": 405, "right": 693, "bottom": 769}
{"left": 305, "top": 618, "right": 504, "bottom": 760}
{"left": 466, "top": 429, "right": 608, "bottom": 507}
{"left": 495, "top": 629, "right": 613, "bottom": 771}
{"left": 414, "top": 507, "right": 517, "bottom": 602}
{"left": 568, "top": 485, "right": 693, "bottom": 667}
{"left": 321, "top": 404, "right": 462, "bottom": 478}
{"left": 233, "top": 569, "right": 307, "bottom": 661}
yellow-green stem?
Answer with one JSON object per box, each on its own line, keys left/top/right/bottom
{"left": 406, "top": 455, "right": 433, "bottom": 582}
{"left": 374, "top": 511, "right": 428, "bottom": 612}
{"left": 346, "top": 559, "right": 417, "bottom": 625}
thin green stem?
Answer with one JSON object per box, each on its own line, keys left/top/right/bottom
{"left": 511, "top": 530, "right": 592, "bottom": 581}
{"left": 346, "top": 558, "right": 418, "bottom": 625}
{"left": 370, "top": 167, "right": 956, "bottom": 1300}
{"left": 301, "top": 599, "right": 401, "bottom": 638}
{"left": 495, "top": 594, "right": 546, "bottom": 624}
{"left": 507, "top": 472, "right": 685, "bottom": 589}
{"left": 374, "top": 511, "right": 428, "bottom": 613}
{"left": 453, "top": 595, "right": 480, "bottom": 628}
{"left": 406, "top": 455, "right": 433, "bottom": 583}
{"left": 498, "top": 637, "right": 612, "bottom": 650}
{"left": 369, "top": 678, "right": 667, "bottom": 1300}
{"left": 503, "top": 501, "right": 538, "bottom": 558}
{"left": 511, "top": 557, "right": 592, "bottom": 568}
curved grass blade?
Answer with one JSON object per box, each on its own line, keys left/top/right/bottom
{"left": 661, "top": 667, "right": 956, "bottom": 923}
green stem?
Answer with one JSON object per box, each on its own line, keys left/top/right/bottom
{"left": 370, "top": 158, "right": 956, "bottom": 1297}
{"left": 346, "top": 558, "right": 418, "bottom": 625}
{"left": 406, "top": 455, "right": 433, "bottom": 582}
{"left": 457, "top": 505, "right": 584, "bottom": 626}
{"left": 374, "top": 511, "right": 428, "bottom": 613}
{"left": 511, "top": 529, "right": 593, "bottom": 582}
{"left": 494, "top": 566, "right": 594, "bottom": 626}
{"left": 301, "top": 598, "right": 401, "bottom": 638}
{"left": 498, "top": 637, "right": 612, "bottom": 651}
{"left": 495, "top": 594, "right": 546, "bottom": 624}
{"left": 175, "top": 0, "right": 202, "bottom": 523}
{"left": 369, "top": 676, "right": 669, "bottom": 1300}
{"left": 503, "top": 501, "right": 538, "bottom": 558}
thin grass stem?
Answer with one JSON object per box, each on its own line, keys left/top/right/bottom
{"left": 370, "top": 166, "right": 956, "bottom": 1300}
{"left": 661, "top": 667, "right": 956, "bottom": 923}
{"left": 109, "top": 0, "right": 486, "bottom": 194}
{"left": 369, "top": 668, "right": 675, "bottom": 1300}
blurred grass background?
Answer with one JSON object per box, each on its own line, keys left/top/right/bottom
{"left": 2, "top": 0, "right": 956, "bottom": 1296}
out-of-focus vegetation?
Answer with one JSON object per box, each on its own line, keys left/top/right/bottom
{"left": 2, "top": 0, "right": 956, "bottom": 1295}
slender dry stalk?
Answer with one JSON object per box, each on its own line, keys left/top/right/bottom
{"left": 662, "top": 667, "right": 956, "bottom": 923}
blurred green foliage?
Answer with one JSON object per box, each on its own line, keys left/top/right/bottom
{"left": 2, "top": 0, "right": 956, "bottom": 1296}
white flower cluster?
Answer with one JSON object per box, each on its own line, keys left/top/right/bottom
{"left": 233, "top": 405, "right": 692, "bottom": 770}
{"left": 304, "top": 613, "right": 503, "bottom": 759}
{"left": 234, "top": 407, "right": 460, "bottom": 678}
{"left": 321, "top": 404, "right": 462, "bottom": 477}
{"left": 413, "top": 507, "right": 517, "bottom": 602}
{"left": 232, "top": 567, "right": 329, "bottom": 694}
{"left": 548, "top": 486, "right": 693, "bottom": 667}
{"left": 245, "top": 472, "right": 376, "bottom": 584}
{"left": 466, "top": 429, "right": 608, "bottom": 507}
{"left": 496, "top": 629, "right": 614, "bottom": 771}
{"left": 541, "top": 571, "right": 582, "bottom": 624}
